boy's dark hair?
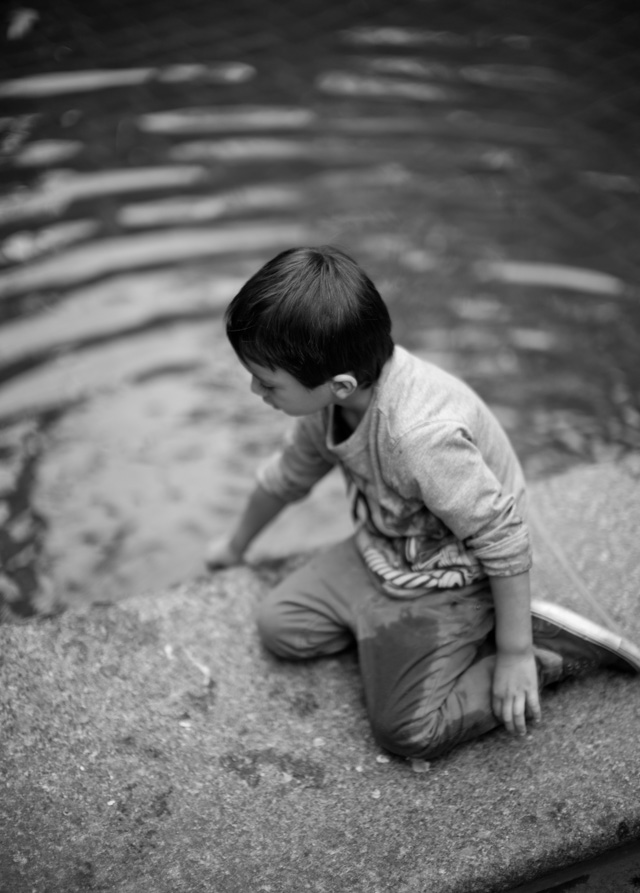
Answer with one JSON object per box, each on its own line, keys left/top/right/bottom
{"left": 225, "top": 246, "right": 394, "bottom": 389}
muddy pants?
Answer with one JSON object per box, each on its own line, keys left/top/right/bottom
{"left": 256, "top": 537, "right": 564, "bottom": 760}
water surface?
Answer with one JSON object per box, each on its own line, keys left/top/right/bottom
{"left": 1, "top": 0, "right": 639, "bottom": 617}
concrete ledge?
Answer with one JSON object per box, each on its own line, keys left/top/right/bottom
{"left": 1, "top": 462, "right": 639, "bottom": 893}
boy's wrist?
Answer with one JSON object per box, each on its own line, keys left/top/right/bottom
{"left": 495, "top": 629, "right": 534, "bottom": 656}
{"left": 490, "top": 571, "right": 534, "bottom": 656}
{"left": 496, "top": 644, "right": 534, "bottom": 659}
{"left": 228, "top": 536, "right": 247, "bottom": 559}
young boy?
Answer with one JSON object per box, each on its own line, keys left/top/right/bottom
{"left": 206, "top": 245, "right": 640, "bottom": 760}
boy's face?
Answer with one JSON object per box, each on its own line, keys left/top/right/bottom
{"left": 242, "top": 360, "right": 333, "bottom": 417}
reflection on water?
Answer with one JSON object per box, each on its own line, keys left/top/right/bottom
{"left": 474, "top": 261, "right": 626, "bottom": 297}
{"left": 316, "top": 70, "right": 457, "bottom": 101}
{"left": 0, "top": 165, "right": 207, "bottom": 225}
{"left": 138, "top": 107, "right": 316, "bottom": 133}
{"left": 0, "top": 62, "right": 254, "bottom": 97}
{"left": 2, "top": 218, "right": 98, "bottom": 264}
{"left": 0, "top": 221, "right": 313, "bottom": 296}
{"left": 1, "top": 0, "right": 639, "bottom": 620}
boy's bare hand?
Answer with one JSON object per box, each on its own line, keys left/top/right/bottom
{"left": 492, "top": 651, "right": 541, "bottom": 737}
{"left": 205, "top": 537, "right": 244, "bottom": 571}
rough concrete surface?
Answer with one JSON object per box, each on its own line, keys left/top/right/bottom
{"left": 1, "top": 461, "right": 640, "bottom": 893}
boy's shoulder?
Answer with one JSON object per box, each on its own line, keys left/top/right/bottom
{"left": 379, "top": 346, "right": 479, "bottom": 422}
{"left": 386, "top": 343, "right": 460, "bottom": 378}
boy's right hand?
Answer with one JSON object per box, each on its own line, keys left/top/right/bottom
{"left": 205, "top": 537, "right": 244, "bottom": 571}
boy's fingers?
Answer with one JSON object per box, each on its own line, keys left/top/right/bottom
{"left": 512, "top": 694, "right": 527, "bottom": 736}
{"left": 526, "top": 690, "right": 542, "bottom": 724}
{"left": 500, "top": 698, "right": 514, "bottom": 735}
{"left": 205, "top": 552, "right": 221, "bottom": 570}
{"left": 496, "top": 695, "right": 530, "bottom": 736}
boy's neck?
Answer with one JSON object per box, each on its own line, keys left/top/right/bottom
{"left": 337, "top": 386, "right": 374, "bottom": 431}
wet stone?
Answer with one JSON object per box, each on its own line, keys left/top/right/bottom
{"left": 219, "top": 747, "right": 326, "bottom": 790}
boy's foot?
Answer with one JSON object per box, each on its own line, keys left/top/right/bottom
{"left": 531, "top": 599, "right": 640, "bottom": 676}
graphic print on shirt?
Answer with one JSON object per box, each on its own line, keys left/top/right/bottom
{"left": 350, "top": 485, "right": 486, "bottom": 598}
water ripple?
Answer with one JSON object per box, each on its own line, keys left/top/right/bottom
{"left": 475, "top": 260, "right": 627, "bottom": 297}
{"left": 138, "top": 107, "right": 315, "bottom": 134}
{"left": 0, "top": 63, "right": 255, "bottom": 98}
{"left": 0, "top": 271, "right": 242, "bottom": 377}
{"left": 9, "top": 139, "right": 83, "bottom": 167}
{"left": 0, "top": 222, "right": 315, "bottom": 299}
{"left": 1, "top": 219, "right": 99, "bottom": 265}
{"left": 316, "top": 71, "right": 457, "bottom": 101}
{"left": 340, "top": 26, "right": 531, "bottom": 49}
{"left": 168, "top": 138, "right": 322, "bottom": 162}
{"left": 0, "top": 167, "right": 208, "bottom": 225}
{"left": 118, "top": 184, "right": 303, "bottom": 228}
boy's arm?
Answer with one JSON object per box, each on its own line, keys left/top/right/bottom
{"left": 205, "top": 484, "right": 286, "bottom": 569}
{"left": 207, "top": 414, "right": 333, "bottom": 570}
{"left": 490, "top": 571, "right": 542, "bottom": 736}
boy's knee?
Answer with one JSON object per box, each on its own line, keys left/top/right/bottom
{"left": 256, "top": 591, "right": 351, "bottom": 660}
{"left": 370, "top": 705, "right": 445, "bottom": 760}
{"left": 256, "top": 594, "right": 324, "bottom": 659}
{"left": 256, "top": 598, "right": 296, "bottom": 658}
{"left": 371, "top": 699, "right": 498, "bottom": 761}
{"left": 370, "top": 707, "right": 425, "bottom": 759}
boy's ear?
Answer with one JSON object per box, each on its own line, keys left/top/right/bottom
{"left": 329, "top": 373, "right": 359, "bottom": 400}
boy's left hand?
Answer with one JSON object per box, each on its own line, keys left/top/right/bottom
{"left": 492, "top": 651, "right": 541, "bottom": 737}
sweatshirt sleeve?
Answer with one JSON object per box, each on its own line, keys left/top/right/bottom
{"left": 393, "top": 421, "right": 532, "bottom": 577}
{"left": 256, "top": 414, "right": 336, "bottom": 503}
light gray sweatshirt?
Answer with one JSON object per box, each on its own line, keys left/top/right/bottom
{"left": 257, "top": 346, "right": 531, "bottom": 595}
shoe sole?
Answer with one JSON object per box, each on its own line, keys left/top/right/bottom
{"left": 531, "top": 599, "right": 640, "bottom": 674}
